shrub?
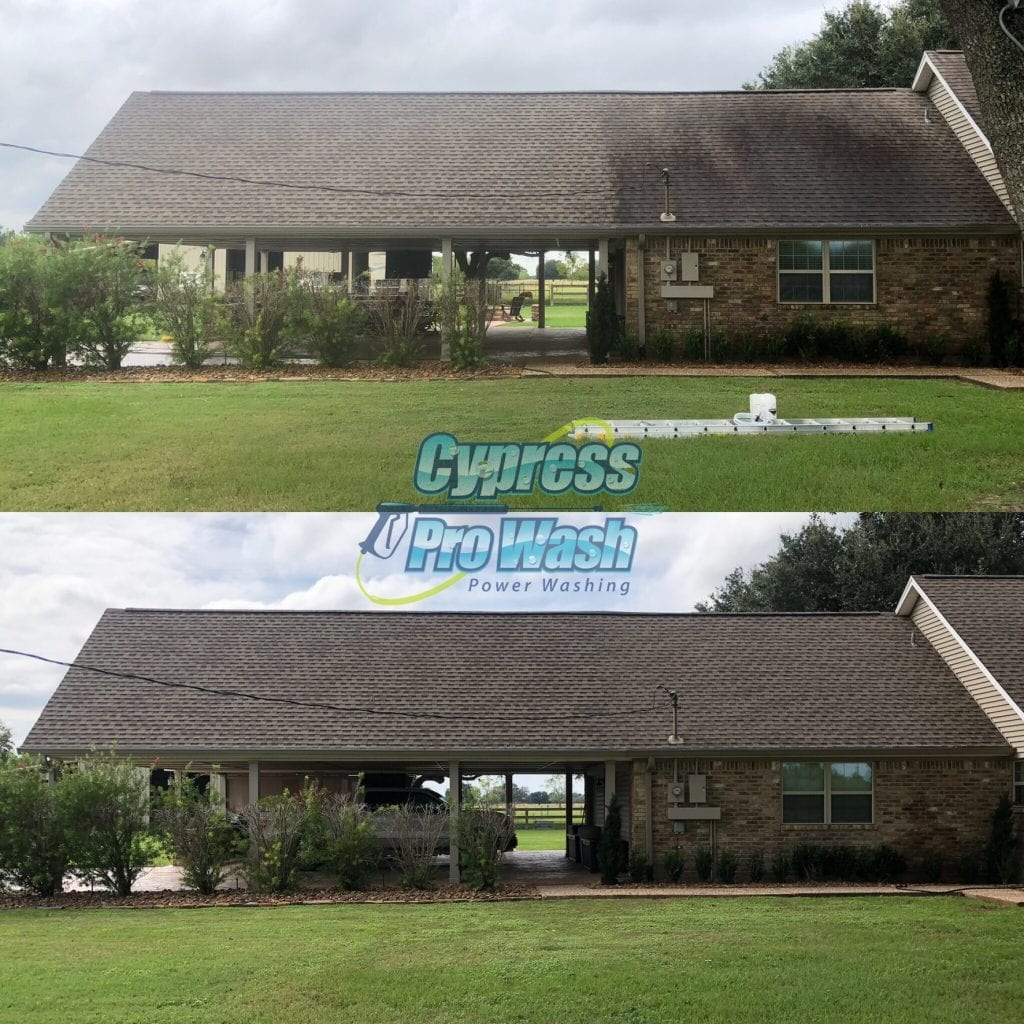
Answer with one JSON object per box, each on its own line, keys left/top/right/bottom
{"left": 822, "top": 845, "right": 860, "bottom": 882}
{"left": 64, "top": 238, "right": 149, "bottom": 370}
{"left": 0, "top": 235, "right": 78, "bottom": 369}
{"left": 861, "top": 322, "right": 909, "bottom": 363}
{"left": 662, "top": 848, "right": 685, "bottom": 883}
{"left": 150, "top": 249, "right": 220, "bottom": 368}
{"left": 819, "top": 317, "right": 855, "bottom": 362}
{"left": 0, "top": 755, "right": 70, "bottom": 896}
{"left": 918, "top": 334, "right": 948, "bottom": 367}
{"left": 627, "top": 852, "right": 652, "bottom": 884}
{"left": 381, "top": 805, "right": 449, "bottom": 890}
{"left": 918, "top": 849, "right": 944, "bottom": 884}
{"left": 956, "top": 848, "right": 984, "bottom": 884}
{"left": 984, "top": 793, "right": 1019, "bottom": 884}
{"left": 748, "top": 849, "right": 766, "bottom": 883}
{"left": 769, "top": 849, "right": 790, "bottom": 883}
{"left": 864, "top": 844, "right": 907, "bottom": 883}
{"left": 717, "top": 850, "right": 739, "bottom": 884}
{"left": 585, "top": 273, "right": 617, "bottom": 365}
{"left": 316, "top": 793, "right": 379, "bottom": 891}
{"left": 782, "top": 314, "right": 823, "bottom": 362}
{"left": 153, "top": 772, "right": 242, "bottom": 895}
{"left": 986, "top": 271, "right": 1016, "bottom": 368}
{"left": 221, "top": 272, "right": 295, "bottom": 368}
{"left": 683, "top": 328, "right": 705, "bottom": 362}
{"left": 613, "top": 330, "right": 643, "bottom": 362}
{"left": 650, "top": 326, "right": 674, "bottom": 363}
{"left": 455, "top": 809, "right": 515, "bottom": 891}
{"left": 695, "top": 847, "right": 714, "bottom": 883}
{"left": 958, "top": 336, "right": 989, "bottom": 367}
{"left": 368, "top": 283, "right": 428, "bottom": 368}
{"left": 791, "top": 843, "right": 826, "bottom": 881}
{"left": 283, "top": 273, "right": 366, "bottom": 369}
{"left": 62, "top": 754, "right": 153, "bottom": 896}
{"left": 238, "top": 791, "right": 307, "bottom": 893}
{"left": 596, "top": 793, "right": 625, "bottom": 885}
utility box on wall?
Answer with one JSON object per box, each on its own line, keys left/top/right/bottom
{"left": 679, "top": 253, "right": 699, "bottom": 282}
{"left": 689, "top": 774, "right": 707, "bottom": 803}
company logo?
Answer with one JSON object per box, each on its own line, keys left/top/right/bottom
{"left": 356, "top": 420, "right": 653, "bottom": 606}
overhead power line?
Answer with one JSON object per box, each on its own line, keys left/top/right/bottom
{"left": 0, "top": 141, "right": 651, "bottom": 202}
{"left": 0, "top": 647, "right": 668, "bottom": 724}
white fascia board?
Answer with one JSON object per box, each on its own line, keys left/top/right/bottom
{"left": 911, "top": 54, "right": 935, "bottom": 92}
{"left": 913, "top": 583, "right": 1024, "bottom": 725}
{"left": 895, "top": 576, "right": 923, "bottom": 616}
{"left": 927, "top": 62, "right": 994, "bottom": 155}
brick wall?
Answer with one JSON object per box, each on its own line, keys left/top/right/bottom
{"left": 628, "top": 756, "right": 1014, "bottom": 882}
{"left": 625, "top": 235, "right": 1021, "bottom": 349}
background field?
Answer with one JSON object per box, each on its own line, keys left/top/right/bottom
{"left": 1, "top": 377, "right": 1021, "bottom": 510}
{"left": 0, "top": 898, "right": 1019, "bottom": 1023}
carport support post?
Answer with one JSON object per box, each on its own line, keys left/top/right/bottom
{"left": 504, "top": 773, "right": 513, "bottom": 816}
{"left": 449, "top": 760, "right": 461, "bottom": 883}
{"left": 244, "top": 238, "right": 257, "bottom": 317}
{"left": 565, "top": 772, "right": 573, "bottom": 837}
{"left": 347, "top": 251, "right": 355, "bottom": 294}
{"left": 440, "top": 238, "right": 453, "bottom": 362}
{"left": 598, "top": 238, "right": 609, "bottom": 280}
{"left": 537, "top": 252, "right": 546, "bottom": 328}
{"left": 248, "top": 760, "right": 260, "bottom": 804}
{"left": 588, "top": 249, "right": 596, "bottom": 307}
{"left": 604, "top": 761, "right": 616, "bottom": 810}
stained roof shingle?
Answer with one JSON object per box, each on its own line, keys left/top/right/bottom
{"left": 25, "top": 87, "right": 1016, "bottom": 238}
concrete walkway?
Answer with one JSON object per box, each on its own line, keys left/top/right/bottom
{"left": 520, "top": 361, "right": 1024, "bottom": 390}
{"left": 69, "top": 859, "right": 1024, "bottom": 907}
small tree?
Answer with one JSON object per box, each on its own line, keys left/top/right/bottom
{"left": 150, "top": 249, "right": 220, "bottom": 368}
{"left": 0, "top": 721, "right": 12, "bottom": 760}
{"left": 597, "top": 792, "right": 624, "bottom": 885}
{"left": 65, "top": 238, "right": 148, "bottom": 370}
{"left": 985, "top": 793, "right": 1019, "bottom": 884}
{"left": 238, "top": 791, "right": 307, "bottom": 893}
{"left": 455, "top": 810, "right": 515, "bottom": 891}
{"left": 153, "top": 772, "right": 242, "bottom": 895}
{"left": 62, "top": 754, "right": 152, "bottom": 896}
{"left": 0, "top": 755, "right": 70, "bottom": 896}
{"left": 586, "top": 273, "right": 617, "bottom": 366}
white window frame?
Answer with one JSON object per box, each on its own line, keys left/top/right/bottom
{"left": 1015, "top": 761, "right": 1024, "bottom": 806}
{"left": 782, "top": 761, "right": 874, "bottom": 825}
{"left": 777, "top": 239, "right": 876, "bottom": 306}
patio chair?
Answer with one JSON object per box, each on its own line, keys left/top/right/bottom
{"left": 501, "top": 295, "right": 526, "bottom": 322}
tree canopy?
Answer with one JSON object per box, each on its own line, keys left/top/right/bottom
{"left": 698, "top": 513, "right": 1024, "bottom": 613}
{"left": 745, "top": 0, "right": 956, "bottom": 89}
{"left": 0, "top": 721, "right": 12, "bottom": 760}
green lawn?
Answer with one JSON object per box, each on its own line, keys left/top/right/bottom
{"left": 0, "top": 899, "right": 1020, "bottom": 1023}
{"left": 512, "top": 828, "right": 570, "bottom": 851}
{"left": 498, "top": 303, "right": 588, "bottom": 328}
{"left": 1, "top": 377, "right": 1022, "bottom": 510}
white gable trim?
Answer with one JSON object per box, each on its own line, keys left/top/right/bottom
{"left": 913, "top": 53, "right": 993, "bottom": 155}
{"left": 903, "top": 576, "right": 1024, "bottom": 725}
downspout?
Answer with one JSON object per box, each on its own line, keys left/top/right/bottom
{"left": 644, "top": 757, "right": 655, "bottom": 868}
{"left": 637, "top": 234, "right": 646, "bottom": 354}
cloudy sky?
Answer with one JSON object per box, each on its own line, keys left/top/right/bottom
{"left": 0, "top": 0, "right": 859, "bottom": 230}
{"left": 0, "top": 512, "right": 837, "bottom": 745}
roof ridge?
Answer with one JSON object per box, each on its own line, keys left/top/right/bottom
{"left": 115, "top": 607, "right": 890, "bottom": 618}
{"left": 140, "top": 87, "right": 912, "bottom": 98}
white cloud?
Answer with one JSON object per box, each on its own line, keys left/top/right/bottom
{"left": 2, "top": 0, "right": 836, "bottom": 229}
{"left": 0, "top": 511, "right": 833, "bottom": 744}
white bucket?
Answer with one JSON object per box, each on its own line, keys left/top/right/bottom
{"left": 749, "top": 393, "right": 777, "bottom": 423}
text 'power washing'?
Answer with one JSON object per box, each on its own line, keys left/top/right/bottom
{"left": 413, "top": 432, "right": 643, "bottom": 499}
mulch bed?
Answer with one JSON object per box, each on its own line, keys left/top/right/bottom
{"left": 0, "top": 362, "right": 521, "bottom": 384}
{"left": 0, "top": 884, "right": 540, "bottom": 910}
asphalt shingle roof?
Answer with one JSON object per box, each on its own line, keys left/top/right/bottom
{"left": 21, "top": 609, "right": 1009, "bottom": 757}
{"left": 926, "top": 51, "right": 987, "bottom": 135}
{"left": 915, "top": 576, "right": 1024, "bottom": 712}
{"left": 25, "top": 87, "right": 1016, "bottom": 237}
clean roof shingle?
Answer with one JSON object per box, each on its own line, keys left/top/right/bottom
{"left": 21, "top": 609, "right": 1009, "bottom": 757}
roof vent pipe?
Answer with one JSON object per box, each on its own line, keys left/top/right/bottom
{"left": 659, "top": 685, "right": 682, "bottom": 744}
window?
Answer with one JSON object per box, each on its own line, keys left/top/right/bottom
{"left": 782, "top": 762, "right": 873, "bottom": 824}
{"left": 1015, "top": 762, "right": 1024, "bottom": 806}
{"left": 778, "top": 240, "right": 875, "bottom": 304}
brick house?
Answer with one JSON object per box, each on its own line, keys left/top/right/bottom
{"left": 24, "top": 52, "right": 1020, "bottom": 353}
{"left": 21, "top": 575, "right": 1024, "bottom": 882}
